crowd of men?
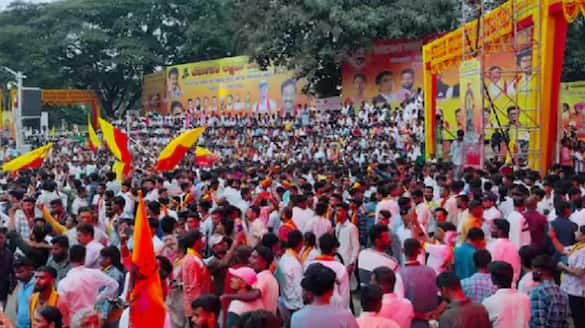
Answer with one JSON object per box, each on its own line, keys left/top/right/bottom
{"left": 0, "top": 99, "right": 584, "bottom": 328}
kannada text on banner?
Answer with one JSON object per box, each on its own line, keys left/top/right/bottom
{"left": 341, "top": 39, "right": 425, "bottom": 109}
{"left": 165, "top": 56, "right": 305, "bottom": 115}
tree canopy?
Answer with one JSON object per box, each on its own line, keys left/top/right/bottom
{"left": 0, "top": 0, "right": 583, "bottom": 115}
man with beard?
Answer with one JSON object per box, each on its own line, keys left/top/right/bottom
{"left": 281, "top": 79, "right": 297, "bottom": 116}
{"left": 190, "top": 294, "right": 221, "bottom": 328}
{"left": 46, "top": 236, "right": 71, "bottom": 284}
{"left": 29, "top": 266, "right": 69, "bottom": 326}
{"left": 395, "top": 68, "right": 415, "bottom": 103}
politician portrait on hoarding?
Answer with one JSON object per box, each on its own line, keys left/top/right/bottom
{"left": 253, "top": 81, "right": 277, "bottom": 113}
{"left": 395, "top": 68, "right": 415, "bottom": 102}
{"left": 203, "top": 96, "right": 209, "bottom": 111}
{"left": 507, "top": 48, "right": 532, "bottom": 95}
{"left": 234, "top": 94, "right": 244, "bottom": 111}
{"left": 281, "top": 79, "right": 297, "bottom": 115}
{"left": 351, "top": 73, "right": 367, "bottom": 106}
{"left": 167, "top": 68, "right": 183, "bottom": 99}
{"left": 372, "top": 71, "right": 394, "bottom": 107}
{"left": 486, "top": 65, "right": 506, "bottom": 99}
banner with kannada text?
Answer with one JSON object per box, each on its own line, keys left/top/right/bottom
{"left": 165, "top": 56, "right": 305, "bottom": 115}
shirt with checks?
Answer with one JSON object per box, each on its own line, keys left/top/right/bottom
{"left": 460, "top": 272, "right": 497, "bottom": 304}
{"left": 529, "top": 280, "right": 569, "bottom": 328}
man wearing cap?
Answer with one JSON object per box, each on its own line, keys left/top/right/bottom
{"left": 482, "top": 261, "right": 530, "bottom": 328}
{"left": 225, "top": 266, "right": 264, "bottom": 328}
{"left": 291, "top": 263, "right": 358, "bottom": 328}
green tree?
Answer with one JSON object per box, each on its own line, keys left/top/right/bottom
{"left": 0, "top": 0, "right": 238, "bottom": 117}
{"left": 234, "top": 0, "right": 460, "bottom": 97}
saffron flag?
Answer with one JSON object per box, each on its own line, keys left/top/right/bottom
{"left": 2, "top": 143, "right": 52, "bottom": 172}
{"left": 88, "top": 116, "right": 102, "bottom": 151}
{"left": 155, "top": 127, "right": 206, "bottom": 171}
{"left": 129, "top": 192, "right": 166, "bottom": 327}
{"left": 98, "top": 118, "right": 131, "bottom": 163}
{"left": 194, "top": 146, "right": 219, "bottom": 167}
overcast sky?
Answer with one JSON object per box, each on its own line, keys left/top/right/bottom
{"left": 0, "top": 0, "right": 54, "bottom": 10}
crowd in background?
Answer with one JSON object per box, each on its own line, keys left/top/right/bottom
{"left": 0, "top": 95, "right": 583, "bottom": 328}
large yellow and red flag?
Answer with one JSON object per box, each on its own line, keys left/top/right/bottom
{"left": 194, "top": 146, "right": 219, "bottom": 167}
{"left": 129, "top": 191, "right": 166, "bottom": 327}
{"left": 155, "top": 127, "right": 205, "bottom": 171}
{"left": 2, "top": 143, "right": 52, "bottom": 172}
{"left": 112, "top": 160, "right": 131, "bottom": 182}
{"left": 98, "top": 118, "right": 131, "bottom": 163}
{"left": 88, "top": 116, "right": 102, "bottom": 151}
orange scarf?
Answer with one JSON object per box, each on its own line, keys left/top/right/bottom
{"left": 300, "top": 246, "right": 313, "bottom": 264}
{"left": 315, "top": 255, "right": 336, "bottom": 262}
{"left": 287, "top": 249, "right": 302, "bottom": 264}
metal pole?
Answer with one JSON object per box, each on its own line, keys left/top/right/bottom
{"left": 16, "top": 71, "right": 23, "bottom": 152}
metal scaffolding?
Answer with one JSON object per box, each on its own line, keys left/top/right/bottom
{"left": 464, "top": 0, "right": 543, "bottom": 171}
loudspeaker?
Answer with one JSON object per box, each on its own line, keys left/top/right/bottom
{"left": 21, "top": 88, "right": 41, "bottom": 116}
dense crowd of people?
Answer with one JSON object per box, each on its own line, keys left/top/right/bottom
{"left": 0, "top": 98, "right": 584, "bottom": 328}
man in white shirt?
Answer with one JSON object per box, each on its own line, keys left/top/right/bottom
{"left": 304, "top": 233, "right": 350, "bottom": 309}
{"left": 372, "top": 266, "right": 413, "bottom": 328}
{"left": 487, "top": 219, "right": 521, "bottom": 284}
{"left": 482, "top": 261, "right": 530, "bottom": 328}
{"left": 412, "top": 189, "right": 431, "bottom": 233}
{"left": 76, "top": 223, "right": 104, "bottom": 269}
{"left": 482, "top": 193, "right": 501, "bottom": 237}
{"left": 506, "top": 197, "right": 531, "bottom": 249}
{"left": 334, "top": 203, "right": 360, "bottom": 286}
{"left": 277, "top": 230, "right": 304, "bottom": 326}
{"left": 375, "top": 184, "right": 400, "bottom": 224}
{"left": 245, "top": 205, "right": 267, "bottom": 248}
{"left": 358, "top": 224, "right": 404, "bottom": 297}
{"left": 292, "top": 194, "right": 315, "bottom": 234}
{"left": 306, "top": 202, "right": 332, "bottom": 241}
{"left": 58, "top": 244, "right": 119, "bottom": 315}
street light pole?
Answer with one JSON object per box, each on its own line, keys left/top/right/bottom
{"left": 2, "top": 66, "right": 26, "bottom": 152}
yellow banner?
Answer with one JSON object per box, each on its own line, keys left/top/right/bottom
{"left": 166, "top": 56, "right": 306, "bottom": 115}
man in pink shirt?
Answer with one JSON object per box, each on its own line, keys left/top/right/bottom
{"left": 487, "top": 219, "right": 521, "bottom": 284}
{"left": 372, "top": 266, "right": 414, "bottom": 328}
{"left": 180, "top": 230, "right": 211, "bottom": 318}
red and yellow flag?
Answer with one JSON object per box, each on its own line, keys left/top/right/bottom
{"left": 112, "top": 160, "right": 131, "bottom": 182}
{"left": 155, "top": 127, "right": 205, "bottom": 171}
{"left": 98, "top": 118, "right": 131, "bottom": 163}
{"left": 2, "top": 143, "right": 52, "bottom": 172}
{"left": 194, "top": 146, "right": 219, "bottom": 167}
{"left": 88, "top": 116, "right": 101, "bottom": 151}
{"left": 129, "top": 191, "right": 166, "bottom": 327}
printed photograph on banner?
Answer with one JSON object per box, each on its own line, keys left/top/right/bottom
{"left": 341, "top": 39, "right": 425, "bottom": 110}
{"left": 142, "top": 71, "right": 167, "bottom": 114}
{"left": 560, "top": 81, "right": 585, "bottom": 140}
{"left": 164, "top": 56, "right": 306, "bottom": 115}
{"left": 459, "top": 58, "right": 482, "bottom": 168}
